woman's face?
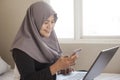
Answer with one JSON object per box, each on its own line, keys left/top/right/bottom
{"left": 40, "top": 15, "right": 55, "bottom": 38}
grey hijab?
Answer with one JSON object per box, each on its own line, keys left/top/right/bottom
{"left": 11, "top": 1, "right": 62, "bottom": 63}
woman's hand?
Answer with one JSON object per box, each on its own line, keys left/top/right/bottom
{"left": 58, "top": 67, "right": 74, "bottom": 75}
{"left": 50, "top": 54, "right": 78, "bottom": 75}
{"left": 55, "top": 55, "right": 77, "bottom": 70}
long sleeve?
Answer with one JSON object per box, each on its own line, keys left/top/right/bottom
{"left": 12, "top": 49, "right": 56, "bottom": 80}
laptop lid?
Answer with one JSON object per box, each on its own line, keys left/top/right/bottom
{"left": 83, "top": 46, "right": 119, "bottom": 80}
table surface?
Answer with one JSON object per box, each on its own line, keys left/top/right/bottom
{"left": 56, "top": 71, "right": 120, "bottom": 80}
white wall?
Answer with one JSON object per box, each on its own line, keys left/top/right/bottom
{"left": 0, "top": 0, "right": 120, "bottom": 73}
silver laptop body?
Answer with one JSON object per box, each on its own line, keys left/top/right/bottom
{"left": 83, "top": 46, "right": 119, "bottom": 80}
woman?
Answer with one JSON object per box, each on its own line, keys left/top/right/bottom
{"left": 11, "top": 1, "right": 77, "bottom": 80}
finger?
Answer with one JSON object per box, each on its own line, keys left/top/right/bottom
{"left": 66, "top": 69, "right": 69, "bottom": 74}
{"left": 70, "top": 55, "right": 77, "bottom": 60}
{"left": 70, "top": 53, "right": 77, "bottom": 59}
{"left": 64, "top": 56, "right": 69, "bottom": 58}
{"left": 64, "top": 69, "right": 67, "bottom": 75}
{"left": 72, "top": 68, "right": 74, "bottom": 71}
{"left": 70, "top": 53, "right": 76, "bottom": 57}
{"left": 58, "top": 70, "right": 61, "bottom": 74}
{"left": 70, "top": 62, "right": 76, "bottom": 66}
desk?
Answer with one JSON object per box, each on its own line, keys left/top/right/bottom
{"left": 57, "top": 72, "right": 120, "bottom": 80}
{"left": 94, "top": 73, "right": 120, "bottom": 80}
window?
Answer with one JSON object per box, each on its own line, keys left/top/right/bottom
{"left": 50, "top": 0, "right": 74, "bottom": 39}
{"left": 83, "top": 0, "right": 120, "bottom": 37}
{"left": 49, "top": 0, "right": 120, "bottom": 43}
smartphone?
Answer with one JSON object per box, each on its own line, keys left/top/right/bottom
{"left": 70, "top": 48, "right": 81, "bottom": 58}
{"left": 73, "top": 48, "right": 82, "bottom": 55}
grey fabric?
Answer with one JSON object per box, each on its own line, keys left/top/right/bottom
{"left": 11, "top": 1, "right": 62, "bottom": 63}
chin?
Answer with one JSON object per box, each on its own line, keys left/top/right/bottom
{"left": 44, "top": 34, "right": 50, "bottom": 38}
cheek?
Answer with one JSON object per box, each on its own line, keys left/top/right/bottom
{"left": 39, "top": 27, "right": 45, "bottom": 34}
{"left": 40, "top": 25, "right": 45, "bottom": 32}
{"left": 39, "top": 29, "right": 43, "bottom": 35}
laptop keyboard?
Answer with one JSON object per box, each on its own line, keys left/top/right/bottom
{"left": 62, "top": 72, "right": 87, "bottom": 80}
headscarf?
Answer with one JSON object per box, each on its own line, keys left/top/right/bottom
{"left": 11, "top": 1, "right": 62, "bottom": 63}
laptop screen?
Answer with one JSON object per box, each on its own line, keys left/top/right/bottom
{"left": 83, "top": 46, "right": 119, "bottom": 80}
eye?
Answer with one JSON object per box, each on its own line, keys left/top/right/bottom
{"left": 51, "top": 20, "right": 55, "bottom": 24}
{"left": 44, "top": 21, "right": 49, "bottom": 25}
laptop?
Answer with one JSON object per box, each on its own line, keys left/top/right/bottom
{"left": 57, "top": 46, "right": 119, "bottom": 80}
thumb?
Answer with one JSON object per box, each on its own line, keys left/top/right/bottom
{"left": 70, "top": 53, "right": 76, "bottom": 58}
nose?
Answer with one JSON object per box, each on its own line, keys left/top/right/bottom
{"left": 47, "top": 22, "right": 53, "bottom": 29}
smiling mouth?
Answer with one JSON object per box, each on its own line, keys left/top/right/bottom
{"left": 44, "top": 30, "right": 50, "bottom": 33}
